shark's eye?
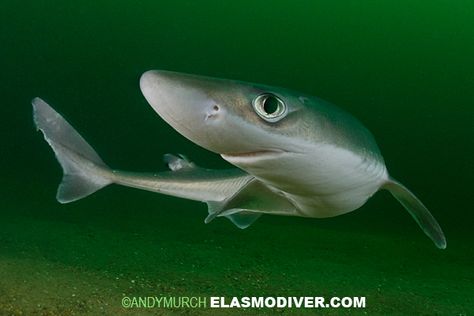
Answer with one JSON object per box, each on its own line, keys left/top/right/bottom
{"left": 252, "top": 93, "right": 287, "bottom": 123}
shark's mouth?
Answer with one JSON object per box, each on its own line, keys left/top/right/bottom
{"left": 221, "top": 149, "right": 285, "bottom": 160}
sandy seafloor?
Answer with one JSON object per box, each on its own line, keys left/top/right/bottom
{"left": 1, "top": 1, "right": 473, "bottom": 315}
{"left": 1, "top": 185, "right": 472, "bottom": 315}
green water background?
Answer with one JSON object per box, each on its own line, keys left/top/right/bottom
{"left": 1, "top": 1, "right": 473, "bottom": 314}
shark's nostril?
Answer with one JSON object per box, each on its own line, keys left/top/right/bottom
{"left": 205, "top": 105, "right": 221, "bottom": 121}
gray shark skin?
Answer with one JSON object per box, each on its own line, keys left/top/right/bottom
{"left": 32, "top": 70, "right": 446, "bottom": 249}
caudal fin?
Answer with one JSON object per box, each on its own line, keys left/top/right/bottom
{"left": 383, "top": 178, "right": 446, "bottom": 249}
{"left": 32, "top": 97, "right": 112, "bottom": 203}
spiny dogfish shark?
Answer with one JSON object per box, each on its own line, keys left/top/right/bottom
{"left": 32, "top": 70, "right": 446, "bottom": 249}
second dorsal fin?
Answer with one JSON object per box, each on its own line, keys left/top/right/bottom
{"left": 163, "top": 153, "right": 196, "bottom": 171}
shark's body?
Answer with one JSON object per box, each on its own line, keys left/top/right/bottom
{"left": 33, "top": 70, "right": 446, "bottom": 248}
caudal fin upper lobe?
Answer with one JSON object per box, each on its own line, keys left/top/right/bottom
{"left": 32, "top": 97, "right": 112, "bottom": 203}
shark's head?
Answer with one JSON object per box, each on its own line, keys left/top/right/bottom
{"left": 140, "top": 70, "right": 319, "bottom": 167}
{"left": 140, "top": 70, "right": 386, "bottom": 215}
{"left": 139, "top": 69, "right": 383, "bottom": 195}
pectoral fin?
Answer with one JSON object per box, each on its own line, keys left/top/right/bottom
{"left": 205, "top": 179, "right": 295, "bottom": 229}
{"left": 383, "top": 178, "right": 446, "bottom": 249}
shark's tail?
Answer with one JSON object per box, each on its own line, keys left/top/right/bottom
{"left": 32, "top": 97, "right": 113, "bottom": 203}
{"left": 383, "top": 178, "right": 446, "bottom": 249}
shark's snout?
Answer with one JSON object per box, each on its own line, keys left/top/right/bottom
{"left": 140, "top": 70, "right": 201, "bottom": 113}
{"left": 139, "top": 70, "right": 234, "bottom": 152}
{"left": 139, "top": 70, "right": 159, "bottom": 106}
{"left": 138, "top": 70, "right": 300, "bottom": 156}
{"left": 140, "top": 70, "right": 214, "bottom": 121}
